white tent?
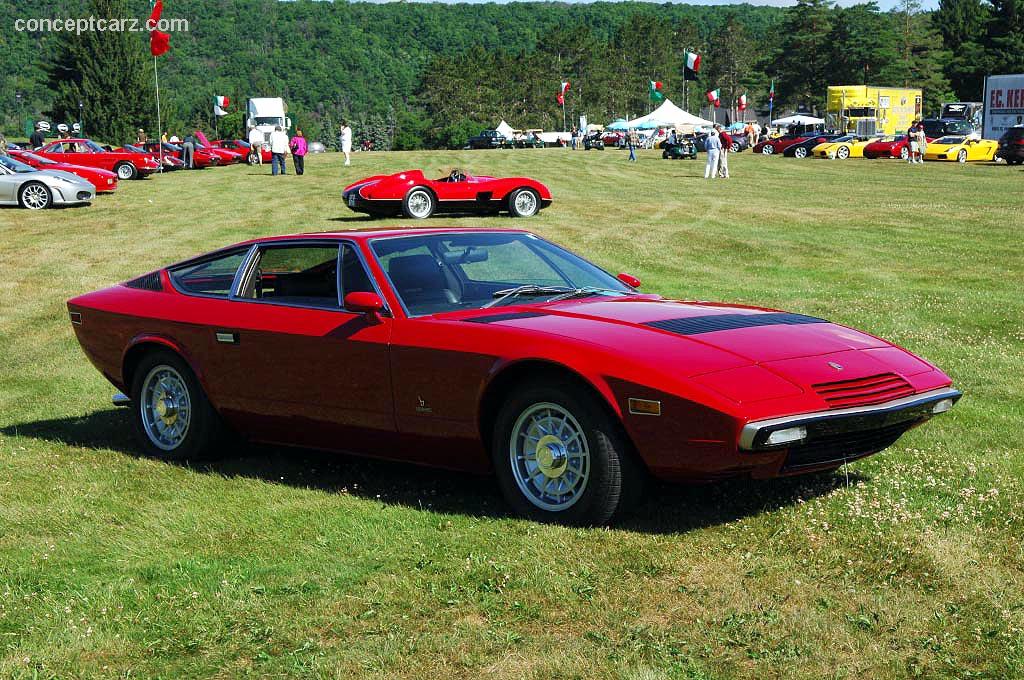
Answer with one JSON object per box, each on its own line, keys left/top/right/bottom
{"left": 622, "top": 99, "right": 715, "bottom": 130}
{"left": 495, "top": 120, "right": 516, "bottom": 139}
{"left": 771, "top": 114, "right": 825, "bottom": 126}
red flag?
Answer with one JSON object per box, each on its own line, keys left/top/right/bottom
{"left": 557, "top": 80, "right": 570, "bottom": 105}
{"left": 148, "top": 0, "right": 171, "bottom": 57}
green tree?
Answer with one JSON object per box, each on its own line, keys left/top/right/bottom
{"left": 934, "top": 0, "right": 990, "bottom": 99}
{"left": 773, "top": 0, "right": 835, "bottom": 111}
{"left": 877, "top": 0, "right": 954, "bottom": 114}
{"left": 985, "top": 0, "right": 1024, "bottom": 76}
{"left": 46, "top": 0, "right": 153, "bottom": 143}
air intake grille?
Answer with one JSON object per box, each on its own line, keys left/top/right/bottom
{"left": 782, "top": 420, "right": 915, "bottom": 471}
{"left": 644, "top": 312, "right": 827, "bottom": 336}
{"left": 124, "top": 271, "right": 163, "bottom": 291}
{"left": 813, "top": 373, "right": 914, "bottom": 408}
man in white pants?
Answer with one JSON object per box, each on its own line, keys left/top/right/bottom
{"left": 247, "top": 125, "right": 263, "bottom": 165}
{"left": 340, "top": 121, "right": 352, "bottom": 166}
{"left": 704, "top": 129, "right": 722, "bottom": 179}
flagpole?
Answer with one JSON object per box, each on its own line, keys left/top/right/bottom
{"left": 154, "top": 55, "right": 163, "bottom": 173}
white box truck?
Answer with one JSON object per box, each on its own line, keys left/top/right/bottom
{"left": 982, "top": 74, "right": 1024, "bottom": 139}
{"left": 246, "top": 98, "right": 291, "bottom": 146}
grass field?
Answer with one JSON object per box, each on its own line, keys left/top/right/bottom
{"left": 1, "top": 148, "right": 1022, "bottom": 679}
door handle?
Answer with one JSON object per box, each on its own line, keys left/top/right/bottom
{"left": 215, "top": 331, "right": 239, "bottom": 345}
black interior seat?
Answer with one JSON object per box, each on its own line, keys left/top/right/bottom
{"left": 387, "top": 254, "right": 458, "bottom": 313}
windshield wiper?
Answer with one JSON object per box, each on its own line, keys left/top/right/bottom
{"left": 483, "top": 285, "right": 574, "bottom": 308}
{"left": 546, "top": 287, "right": 632, "bottom": 302}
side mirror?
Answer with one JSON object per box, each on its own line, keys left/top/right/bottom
{"left": 617, "top": 273, "right": 642, "bottom": 289}
{"left": 344, "top": 292, "right": 384, "bottom": 320}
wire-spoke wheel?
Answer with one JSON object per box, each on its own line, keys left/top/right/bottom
{"left": 19, "top": 182, "right": 51, "bottom": 210}
{"left": 508, "top": 188, "right": 539, "bottom": 218}
{"left": 492, "top": 380, "right": 644, "bottom": 525}
{"left": 130, "top": 350, "right": 227, "bottom": 460}
{"left": 403, "top": 188, "right": 435, "bottom": 219}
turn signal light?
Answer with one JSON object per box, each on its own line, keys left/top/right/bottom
{"left": 766, "top": 426, "right": 807, "bottom": 446}
{"left": 932, "top": 398, "right": 954, "bottom": 414}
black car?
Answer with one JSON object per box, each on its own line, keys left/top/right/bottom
{"left": 783, "top": 133, "right": 842, "bottom": 158}
{"left": 997, "top": 126, "right": 1024, "bottom": 165}
{"left": 582, "top": 132, "right": 604, "bottom": 150}
{"left": 467, "top": 130, "right": 508, "bottom": 150}
{"left": 662, "top": 140, "right": 697, "bottom": 159}
{"left": 921, "top": 118, "right": 975, "bottom": 139}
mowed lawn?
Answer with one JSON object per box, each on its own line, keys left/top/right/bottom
{"left": 1, "top": 148, "right": 1022, "bottom": 679}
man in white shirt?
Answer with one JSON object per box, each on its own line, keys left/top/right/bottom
{"left": 247, "top": 125, "right": 264, "bottom": 165}
{"left": 340, "top": 122, "right": 352, "bottom": 166}
{"left": 270, "top": 126, "right": 289, "bottom": 176}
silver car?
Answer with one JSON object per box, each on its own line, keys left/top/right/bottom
{"left": 0, "top": 155, "right": 95, "bottom": 210}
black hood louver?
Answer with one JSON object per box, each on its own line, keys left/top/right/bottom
{"left": 463, "top": 311, "right": 547, "bottom": 324}
{"left": 124, "top": 271, "right": 163, "bottom": 292}
{"left": 644, "top": 312, "right": 827, "bottom": 336}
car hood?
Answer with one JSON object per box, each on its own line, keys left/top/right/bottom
{"left": 37, "top": 169, "right": 92, "bottom": 185}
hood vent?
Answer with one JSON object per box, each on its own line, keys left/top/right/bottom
{"left": 644, "top": 312, "right": 826, "bottom": 336}
{"left": 813, "top": 373, "right": 914, "bottom": 408}
{"left": 123, "top": 271, "right": 163, "bottom": 292}
{"left": 463, "top": 311, "right": 547, "bottom": 324}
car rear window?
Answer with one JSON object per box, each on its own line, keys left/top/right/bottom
{"left": 169, "top": 249, "right": 248, "bottom": 297}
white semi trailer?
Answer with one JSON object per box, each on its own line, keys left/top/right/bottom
{"left": 982, "top": 74, "right": 1024, "bottom": 140}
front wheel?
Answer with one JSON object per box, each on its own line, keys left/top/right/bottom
{"left": 130, "top": 350, "right": 225, "bottom": 460}
{"left": 508, "top": 188, "right": 540, "bottom": 218}
{"left": 899, "top": 146, "right": 909, "bottom": 160}
{"left": 403, "top": 187, "right": 435, "bottom": 219}
{"left": 115, "top": 162, "right": 138, "bottom": 180}
{"left": 492, "top": 382, "right": 642, "bottom": 525}
{"left": 247, "top": 151, "right": 259, "bottom": 165}
{"left": 18, "top": 182, "right": 52, "bottom": 210}
{"left": 836, "top": 145, "right": 850, "bottom": 160}
{"left": 731, "top": 142, "right": 741, "bottom": 153}
{"left": 762, "top": 145, "right": 774, "bottom": 155}
{"left": 794, "top": 147, "right": 808, "bottom": 159}
{"left": 957, "top": 149, "right": 968, "bottom": 163}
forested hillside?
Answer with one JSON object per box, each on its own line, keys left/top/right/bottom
{"left": 1, "top": 0, "right": 1020, "bottom": 148}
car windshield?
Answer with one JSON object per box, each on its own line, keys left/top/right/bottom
{"left": 371, "top": 232, "right": 632, "bottom": 316}
{"left": 0, "top": 156, "right": 38, "bottom": 173}
{"left": 832, "top": 135, "right": 857, "bottom": 142}
{"left": 83, "top": 140, "right": 105, "bottom": 153}
{"left": 936, "top": 136, "right": 965, "bottom": 144}
{"left": 124, "top": 144, "right": 145, "bottom": 152}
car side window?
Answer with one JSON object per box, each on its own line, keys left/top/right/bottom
{"left": 242, "top": 245, "right": 340, "bottom": 309}
{"left": 169, "top": 249, "right": 249, "bottom": 297}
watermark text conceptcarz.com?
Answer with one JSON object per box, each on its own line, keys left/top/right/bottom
{"left": 13, "top": 16, "right": 188, "bottom": 35}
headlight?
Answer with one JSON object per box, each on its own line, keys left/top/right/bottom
{"left": 765, "top": 426, "right": 807, "bottom": 446}
{"left": 932, "top": 398, "right": 954, "bottom": 414}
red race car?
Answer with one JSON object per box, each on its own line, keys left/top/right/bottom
{"left": 9, "top": 149, "right": 118, "bottom": 193}
{"left": 197, "top": 143, "right": 243, "bottom": 164}
{"left": 67, "top": 228, "right": 960, "bottom": 525}
{"left": 753, "top": 133, "right": 812, "bottom": 155}
{"left": 343, "top": 169, "right": 552, "bottom": 219}
{"left": 34, "top": 138, "right": 161, "bottom": 180}
{"left": 862, "top": 135, "right": 933, "bottom": 160}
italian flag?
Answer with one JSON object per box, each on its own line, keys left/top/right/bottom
{"left": 707, "top": 89, "right": 721, "bottom": 107}
{"left": 738, "top": 93, "right": 748, "bottom": 111}
{"left": 769, "top": 80, "right": 775, "bottom": 101}
{"left": 649, "top": 80, "right": 665, "bottom": 103}
{"left": 213, "top": 95, "right": 230, "bottom": 116}
{"left": 557, "top": 80, "right": 570, "bottom": 105}
{"left": 685, "top": 51, "right": 701, "bottom": 73}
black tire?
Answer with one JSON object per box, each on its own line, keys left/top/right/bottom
{"left": 899, "top": 146, "right": 909, "bottom": 160}
{"left": 507, "top": 188, "right": 540, "bottom": 218}
{"left": 794, "top": 146, "right": 808, "bottom": 158}
{"left": 957, "top": 149, "right": 968, "bottom": 164}
{"left": 115, "top": 162, "right": 138, "bottom": 180}
{"left": 403, "top": 187, "right": 435, "bottom": 219}
{"left": 731, "top": 142, "right": 741, "bottom": 153}
{"left": 662, "top": 150, "right": 669, "bottom": 159}
{"left": 129, "top": 349, "right": 226, "bottom": 461}
{"left": 491, "top": 381, "right": 643, "bottom": 525}
{"left": 247, "top": 151, "right": 259, "bottom": 165}
{"left": 836, "top": 145, "right": 850, "bottom": 160}
{"left": 762, "top": 144, "right": 774, "bottom": 155}
{"left": 18, "top": 181, "right": 52, "bottom": 210}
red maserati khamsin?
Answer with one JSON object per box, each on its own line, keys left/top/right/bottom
{"left": 67, "top": 228, "right": 960, "bottom": 525}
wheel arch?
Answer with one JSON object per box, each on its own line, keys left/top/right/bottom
{"left": 121, "top": 335, "right": 208, "bottom": 397}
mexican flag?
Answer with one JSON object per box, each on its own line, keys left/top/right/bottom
{"left": 213, "top": 95, "right": 230, "bottom": 117}
{"left": 707, "top": 89, "right": 721, "bottom": 107}
{"left": 649, "top": 80, "right": 664, "bottom": 103}
{"left": 738, "top": 93, "right": 748, "bottom": 111}
{"left": 684, "top": 51, "right": 701, "bottom": 81}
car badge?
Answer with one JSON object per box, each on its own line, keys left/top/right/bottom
{"left": 828, "top": 361, "right": 844, "bottom": 371}
{"left": 415, "top": 396, "right": 432, "bottom": 414}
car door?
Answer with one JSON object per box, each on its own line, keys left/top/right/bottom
{"left": 0, "top": 165, "right": 17, "bottom": 202}
{"left": 187, "top": 240, "right": 396, "bottom": 453}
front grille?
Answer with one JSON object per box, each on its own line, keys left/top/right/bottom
{"left": 124, "top": 271, "right": 163, "bottom": 291}
{"left": 813, "top": 373, "right": 913, "bottom": 408}
{"left": 782, "top": 420, "right": 916, "bottom": 471}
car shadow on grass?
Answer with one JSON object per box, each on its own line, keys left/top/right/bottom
{"left": 2, "top": 409, "right": 865, "bottom": 534}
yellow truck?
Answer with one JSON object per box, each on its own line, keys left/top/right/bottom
{"left": 826, "top": 86, "right": 923, "bottom": 136}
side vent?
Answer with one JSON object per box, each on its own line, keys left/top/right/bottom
{"left": 124, "top": 271, "right": 163, "bottom": 292}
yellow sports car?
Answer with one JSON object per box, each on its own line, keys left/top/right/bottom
{"left": 811, "top": 135, "right": 880, "bottom": 159}
{"left": 923, "top": 136, "right": 999, "bottom": 163}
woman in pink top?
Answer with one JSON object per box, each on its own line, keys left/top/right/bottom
{"left": 289, "top": 129, "right": 308, "bottom": 176}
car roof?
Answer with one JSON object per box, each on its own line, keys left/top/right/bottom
{"left": 238, "top": 227, "right": 534, "bottom": 247}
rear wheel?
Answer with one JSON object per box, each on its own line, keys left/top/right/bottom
{"left": 130, "top": 350, "right": 225, "bottom": 460}
{"left": 957, "top": 149, "right": 968, "bottom": 163}
{"left": 508, "top": 188, "right": 540, "bottom": 218}
{"left": 403, "top": 187, "right": 435, "bottom": 219}
{"left": 836, "top": 145, "right": 850, "bottom": 160}
{"left": 18, "top": 182, "right": 51, "bottom": 210}
{"left": 662, "top": 150, "right": 670, "bottom": 159}
{"left": 762, "top": 145, "right": 774, "bottom": 155}
{"left": 731, "top": 142, "right": 741, "bottom": 153}
{"left": 492, "top": 381, "right": 642, "bottom": 525}
{"left": 115, "top": 162, "right": 138, "bottom": 180}
{"left": 899, "top": 146, "right": 909, "bottom": 160}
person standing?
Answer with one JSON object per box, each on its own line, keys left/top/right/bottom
{"left": 247, "top": 125, "right": 263, "bottom": 165}
{"left": 29, "top": 123, "right": 46, "bottom": 149}
{"left": 340, "top": 121, "right": 352, "bottom": 166}
{"left": 0, "top": 134, "right": 8, "bottom": 157}
{"left": 907, "top": 121, "right": 919, "bottom": 164}
{"left": 136, "top": 128, "right": 147, "bottom": 144}
{"left": 704, "top": 129, "right": 722, "bottom": 179}
{"left": 181, "top": 132, "right": 196, "bottom": 169}
{"left": 270, "top": 125, "right": 289, "bottom": 175}
{"left": 717, "top": 124, "right": 732, "bottom": 178}
{"left": 916, "top": 124, "right": 928, "bottom": 164}
{"left": 290, "top": 128, "right": 308, "bottom": 176}
{"left": 626, "top": 129, "right": 637, "bottom": 162}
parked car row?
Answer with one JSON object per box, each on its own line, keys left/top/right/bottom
{"left": 753, "top": 128, "right": 1016, "bottom": 164}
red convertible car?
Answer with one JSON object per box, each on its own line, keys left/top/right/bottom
{"left": 343, "top": 170, "right": 552, "bottom": 219}
{"left": 862, "top": 135, "right": 933, "bottom": 160}
{"left": 34, "top": 138, "right": 161, "bottom": 180}
{"left": 9, "top": 149, "right": 118, "bottom": 193}
{"left": 68, "top": 228, "right": 960, "bottom": 525}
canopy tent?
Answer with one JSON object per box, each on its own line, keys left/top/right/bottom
{"left": 620, "top": 99, "right": 715, "bottom": 130}
{"left": 495, "top": 120, "right": 516, "bottom": 139}
{"left": 606, "top": 118, "right": 629, "bottom": 131}
{"left": 771, "top": 114, "right": 825, "bottom": 127}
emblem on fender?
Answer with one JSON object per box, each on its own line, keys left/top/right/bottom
{"left": 828, "top": 361, "right": 844, "bottom": 371}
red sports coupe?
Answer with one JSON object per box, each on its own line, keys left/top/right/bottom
{"left": 862, "top": 135, "right": 934, "bottom": 160}
{"left": 753, "top": 133, "right": 811, "bottom": 155}
{"left": 211, "top": 139, "right": 271, "bottom": 164}
{"left": 343, "top": 170, "right": 552, "bottom": 219}
{"left": 9, "top": 149, "right": 118, "bottom": 193}
{"left": 67, "top": 228, "right": 960, "bottom": 525}
{"left": 34, "top": 138, "right": 161, "bottom": 180}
